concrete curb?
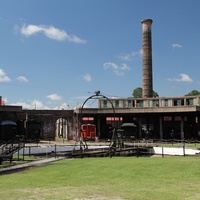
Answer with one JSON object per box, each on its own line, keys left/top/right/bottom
{"left": 0, "top": 157, "right": 66, "bottom": 175}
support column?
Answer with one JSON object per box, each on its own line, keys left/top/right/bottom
{"left": 180, "top": 116, "right": 184, "bottom": 140}
{"left": 198, "top": 116, "right": 200, "bottom": 139}
{"left": 97, "top": 117, "right": 101, "bottom": 138}
{"left": 159, "top": 116, "right": 163, "bottom": 139}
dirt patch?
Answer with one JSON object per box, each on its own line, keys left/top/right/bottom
{"left": 74, "top": 195, "right": 124, "bottom": 200}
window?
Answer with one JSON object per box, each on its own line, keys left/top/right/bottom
{"left": 103, "top": 100, "right": 107, "bottom": 108}
{"left": 186, "top": 98, "right": 193, "bottom": 106}
{"left": 136, "top": 100, "right": 143, "bottom": 107}
{"left": 115, "top": 100, "right": 119, "bottom": 108}
{"left": 153, "top": 100, "right": 159, "bottom": 107}
{"left": 173, "top": 99, "right": 184, "bottom": 106}
{"left": 128, "top": 100, "right": 132, "bottom": 107}
{"left": 163, "top": 99, "right": 168, "bottom": 107}
{"left": 125, "top": 100, "right": 134, "bottom": 107}
{"left": 132, "top": 100, "right": 135, "bottom": 107}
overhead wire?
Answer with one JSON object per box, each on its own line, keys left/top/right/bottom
{"left": 1, "top": 82, "right": 94, "bottom": 95}
{"left": 1, "top": 82, "right": 127, "bottom": 100}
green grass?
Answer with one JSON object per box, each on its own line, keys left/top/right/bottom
{"left": 0, "top": 156, "right": 200, "bottom": 199}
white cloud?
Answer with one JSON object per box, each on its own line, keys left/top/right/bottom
{"left": 120, "top": 63, "right": 130, "bottom": 70}
{"left": 168, "top": 73, "right": 193, "bottom": 82}
{"left": 12, "top": 100, "right": 49, "bottom": 109}
{"left": 114, "top": 70, "right": 124, "bottom": 76}
{"left": 54, "top": 103, "right": 70, "bottom": 110}
{"left": 104, "top": 62, "right": 118, "bottom": 70}
{"left": 83, "top": 73, "right": 92, "bottom": 82}
{"left": 119, "top": 50, "right": 142, "bottom": 61}
{"left": 172, "top": 43, "right": 182, "bottom": 48}
{"left": 46, "top": 94, "right": 62, "bottom": 101}
{"left": 0, "top": 69, "right": 11, "bottom": 82}
{"left": 103, "top": 62, "right": 130, "bottom": 76}
{"left": 20, "top": 24, "right": 86, "bottom": 43}
{"left": 17, "top": 76, "right": 28, "bottom": 82}
{"left": 31, "top": 100, "right": 50, "bottom": 109}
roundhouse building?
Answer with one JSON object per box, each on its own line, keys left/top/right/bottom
{"left": 79, "top": 19, "right": 200, "bottom": 140}
{"left": 95, "top": 95, "right": 200, "bottom": 139}
{"left": 2, "top": 19, "right": 200, "bottom": 142}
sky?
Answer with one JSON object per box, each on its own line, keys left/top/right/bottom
{"left": 0, "top": 0, "right": 200, "bottom": 110}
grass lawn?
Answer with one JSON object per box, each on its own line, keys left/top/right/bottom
{"left": 0, "top": 156, "right": 200, "bottom": 200}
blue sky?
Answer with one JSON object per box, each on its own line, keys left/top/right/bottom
{"left": 0, "top": 0, "right": 200, "bottom": 109}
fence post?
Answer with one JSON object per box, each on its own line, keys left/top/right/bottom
{"left": 17, "top": 138, "right": 20, "bottom": 161}
{"left": 55, "top": 144, "right": 57, "bottom": 159}
{"left": 22, "top": 143, "right": 25, "bottom": 161}
{"left": 183, "top": 141, "right": 185, "bottom": 157}
{"left": 162, "top": 147, "right": 164, "bottom": 158}
{"left": 29, "top": 146, "right": 31, "bottom": 157}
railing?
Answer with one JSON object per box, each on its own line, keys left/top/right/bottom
{"left": 0, "top": 139, "right": 25, "bottom": 164}
{"left": 1, "top": 138, "right": 199, "bottom": 162}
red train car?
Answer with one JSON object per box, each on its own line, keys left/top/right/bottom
{"left": 80, "top": 124, "right": 96, "bottom": 140}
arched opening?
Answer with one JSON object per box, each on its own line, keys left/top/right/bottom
{"left": 56, "top": 118, "right": 68, "bottom": 138}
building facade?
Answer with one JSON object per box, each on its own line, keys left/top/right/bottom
{"left": 78, "top": 95, "right": 200, "bottom": 140}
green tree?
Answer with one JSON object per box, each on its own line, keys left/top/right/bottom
{"left": 153, "top": 91, "right": 159, "bottom": 97}
{"left": 132, "top": 87, "right": 142, "bottom": 98}
{"left": 132, "top": 87, "right": 159, "bottom": 98}
{"left": 185, "top": 90, "right": 200, "bottom": 96}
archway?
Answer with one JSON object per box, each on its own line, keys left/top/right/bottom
{"left": 56, "top": 118, "right": 68, "bottom": 138}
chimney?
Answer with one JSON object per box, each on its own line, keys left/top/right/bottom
{"left": 141, "top": 19, "right": 153, "bottom": 98}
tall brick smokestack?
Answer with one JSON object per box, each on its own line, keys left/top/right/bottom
{"left": 141, "top": 19, "right": 153, "bottom": 98}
